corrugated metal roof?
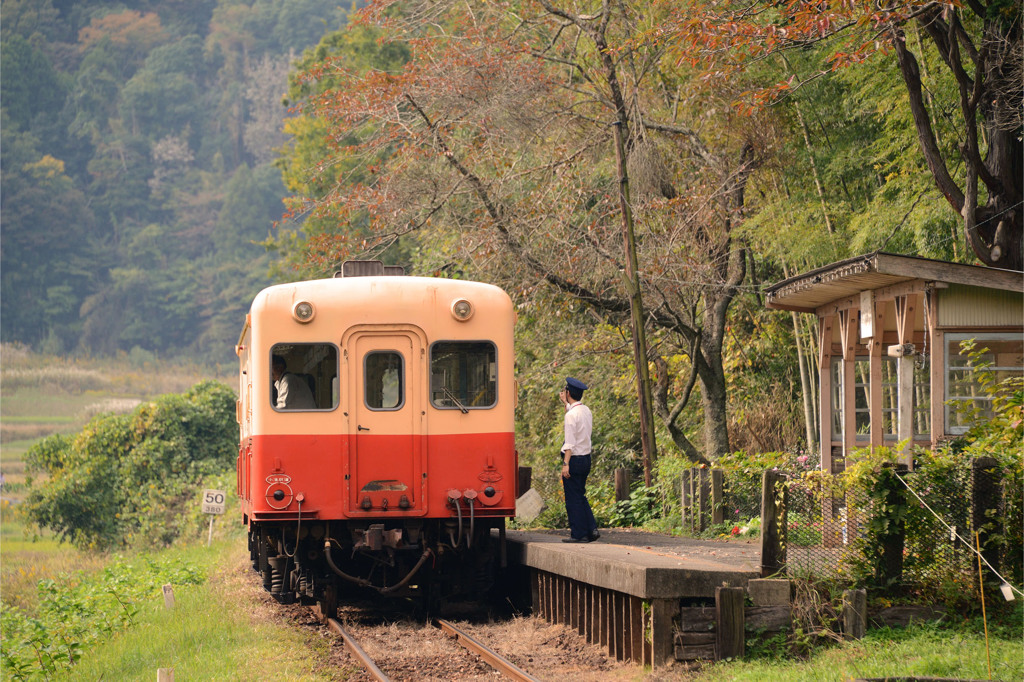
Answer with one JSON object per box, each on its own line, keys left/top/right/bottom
{"left": 765, "top": 252, "right": 1023, "bottom": 313}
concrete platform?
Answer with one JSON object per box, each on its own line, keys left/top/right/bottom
{"left": 504, "top": 528, "right": 761, "bottom": 667}
{"left": 506, "top": 528, "right": 760, "bottom": 597}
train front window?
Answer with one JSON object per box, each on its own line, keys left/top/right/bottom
{"left": 430, "top": 341, "right": 496, "bottom": 410}
{"left": 365, "top": 351, "right": 404, "bottom": 410}
{"left": 271, "top": 343, "right": 339, "bottom": 411}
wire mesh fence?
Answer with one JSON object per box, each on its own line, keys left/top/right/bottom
{"left": 683, "top": 456, "right": 1019, "bottom": 594}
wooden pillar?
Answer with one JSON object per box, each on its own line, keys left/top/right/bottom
{"left": 838, "top": 309, "right": 858, "bottom": 463}
{"left": 842, "top": 588, "right": 867, "bottom": 639}
{"left": 894, "top": 294, "right": 920, "bottom": 467}
{"left": 818, "top": 315, "right": 835, "bottom": 473}
{"left": 649, "top": 598, "right": 676, "bottom": 667}
{"left": 863, "top": 292, "right": 885, "bottom": 450}
{"left": 698, "top": 467, "right": 710, "bottom": 532}
{"left": 711, "top": 469, "right": 725, "bottom": 525}
{"left": 878, "top": 464, "right": 907, "bottom": 585}
{"left": 927, "top": 290, "right": 945, "bottom": 449}
{"left": 622, "top": 593, "right": 638, "bottom": 659}
{"left": 760, "top": 470, "right": 788, "bottom": 577}
{"left": 818, "top": 314, "right": 837, "bottom": 547}
{"left": 530, "top": 569, "right": 540, "bottom": 616}
{"left": 599, "top": 588, "right": 609, "bottom": 649}
{"left": 614, "top": 468, "right": 631, "bottom": 502}
{"left": 972, "top": 456, "right": 1003, "bottom": 576}
{"left": 681, "top": 469, "right": 692, "bottom": 532}
{"left": 716, "top": 587, "right": 745, "bottom": 660}
{"left": 897, "top": 357, "right": 914, "bottom": 460}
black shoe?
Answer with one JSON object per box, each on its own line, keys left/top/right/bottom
{"left": 587, "top": 531, "right": 600, "bottom": 542}
{"left": 562, "top": 536, "right": 586, "bottom": 543}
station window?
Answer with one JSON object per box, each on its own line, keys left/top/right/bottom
{"left": 830, "top": 356, "right": 930, "bottom": 441}
{"left": 365, "top": 351, "right": 404, "bottom": 410}
{"left": 946, "top": 333, "right": 1024, "bottom": 434}
{"left": 430, "top": 341, "right": 496, "bottom": 410}
{"left": 271, "top": 343, "right": 338, "bottom": 411}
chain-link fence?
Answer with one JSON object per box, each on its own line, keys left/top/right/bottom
{"left": 684, "top": 457, "right": 1020, "bottom": 595}
{"left": 784, "top": 476, "right": 865, "bottom": 581}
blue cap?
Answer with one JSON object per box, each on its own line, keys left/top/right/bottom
{"left": 565, "top": 377, "right": 588, "bottom": 392}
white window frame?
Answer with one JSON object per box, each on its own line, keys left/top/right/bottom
{"left": 945, "top": 332, "right": 1024, "bottom": 434}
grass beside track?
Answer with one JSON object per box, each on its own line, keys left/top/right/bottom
{"left": 55, "top": 540, "right": 335, "bottom": 681}
{"left": 689, "top": 617, "right": 1024, "bottom": 681}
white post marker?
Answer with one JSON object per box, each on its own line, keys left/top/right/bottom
{"left": 162, "top": 583, "right": 175, "bottom": 609}
{"left": 201, "top": 489, "right": 227, "bottom": 546}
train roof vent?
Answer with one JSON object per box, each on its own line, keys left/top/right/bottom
{"left": 335, "top": 260, "right": 406, "bottom": 278}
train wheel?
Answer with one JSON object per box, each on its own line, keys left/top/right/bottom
{"left": 248, "top": 529, "right": 259, "bottom": 571}
{"left": 317, "top": 583, "right": 337, "bottom": 623}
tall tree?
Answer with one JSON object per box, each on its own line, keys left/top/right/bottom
{"left": 0, "top": 121, "right": 97, "bottom": 350}
{"left": 282, "top": 0, "right": 783, "bottom": 461}
{"left": 662, "top": 0, "right": 1022, "bottom": 270}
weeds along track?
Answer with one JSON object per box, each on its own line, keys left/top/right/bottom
{"left": 328, "top": 616, "right": 541, "bottom": 682}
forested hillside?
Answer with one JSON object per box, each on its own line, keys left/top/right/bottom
{"left": 1, "top": 0, "right": 348, "bottom": 361}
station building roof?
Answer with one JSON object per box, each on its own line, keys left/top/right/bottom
{"left": 764, "top": 251, "right": 1023, "bottom": 314}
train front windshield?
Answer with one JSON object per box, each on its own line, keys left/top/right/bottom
{"left": 430, "top": 341, "right": 496, "bottom": 409}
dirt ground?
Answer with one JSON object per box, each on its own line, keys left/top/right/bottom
{"left": 270, "top": 596, "right": 645, "bottom": 681}
{"left": 226, "top": 551, "right": 702, "bottom": 681}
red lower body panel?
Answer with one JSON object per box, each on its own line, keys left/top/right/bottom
{"left": 239, "top": 432, "right": 516, "bottom": 522}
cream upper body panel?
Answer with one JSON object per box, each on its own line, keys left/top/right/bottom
{"left": 245, "top": 277, "right": 515, "bottom": 437}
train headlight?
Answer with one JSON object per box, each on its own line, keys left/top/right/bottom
{"left": 292, "top": 301, "right": 315, "bottom": 323}
{"left": 451, "top": 299, "right": 474, "bottom": 321}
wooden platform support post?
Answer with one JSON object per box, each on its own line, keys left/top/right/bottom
{"left": 614, "top": 468, "right": 631, "bottom": 503}
{"left": 842, "top": 588, "right": 867, "bottom": 640}
{"left": 681, "top": 469, "right": 694, "bottom": 532}
{"left": 698, "top": 467, "right": 710, "bottom": 532}
{"left": 878, "top": 463, "right": 907, "bottom": 586}
{"left": 716, "top": 587, "right": 745, "bottom": 660}
{"left": 893, "top": 294, "right": 919, "bottom": 467}
{"left": 648, "top": 598, "right": 676, "bottom": 667}
{"left": 760, "top": 470, "right": 788, "bottom": 577}
{"left": 711, "top": 469, "right": 725, "bottom": 525}
{"left": 972, "top": 456, "right": 1002, "bottom": 577}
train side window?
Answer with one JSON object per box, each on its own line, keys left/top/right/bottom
{"left": 365, "top": 351, "right": 404, "bottom": 410}
{"left": 271, "top": 343, "right": 339, "bottom": 411}
{"left": 430, "top": 341, "right": 496, "bottom": 410}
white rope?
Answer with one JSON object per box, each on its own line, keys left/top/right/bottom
{"left": 893, "top": 469, "right": 1022, "bottom": 598}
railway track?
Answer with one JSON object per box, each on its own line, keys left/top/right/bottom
{"left": 327, "top": 616, "right": 543, "bottom": 681}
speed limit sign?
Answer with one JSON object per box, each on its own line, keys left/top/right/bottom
{"left": 201, "top": 489, "right": 227, "bottom": 515}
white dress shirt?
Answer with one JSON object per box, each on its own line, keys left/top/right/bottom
{"left": 561, "top": 401, "right": 593, "bottom": 456}
{"left": 275, "top": 372, "right": 317, "bottom": 410}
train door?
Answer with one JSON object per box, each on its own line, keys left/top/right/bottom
{"left": 346, "top": 327, "right": 426, "bottom": 515}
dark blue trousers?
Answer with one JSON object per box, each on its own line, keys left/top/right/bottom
{"left": 562, "top": 454, "right": 597, "bottom": 540}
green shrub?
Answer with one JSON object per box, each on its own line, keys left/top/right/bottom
{"left": 23, "top": 380, "right": 237, "bottom": 550}
{"left": 608, "top": 485, "right": 661, "bottom": 527}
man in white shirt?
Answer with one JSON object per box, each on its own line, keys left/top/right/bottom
{"left": 272, "top": 355, "right": 317, "bottom": 410}
{"left": 560, "top": 377, "right": 599, "bottom": 543}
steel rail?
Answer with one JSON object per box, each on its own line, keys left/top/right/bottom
{"left": 327, "top": 618, "right": 391, "bottom": 682}
{"left": 434, "top": 618, "right": 543, "bottom": 682}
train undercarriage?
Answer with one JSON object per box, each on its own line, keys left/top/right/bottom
{"left": 247, "top": 515, "right": 507, "bottom": 617}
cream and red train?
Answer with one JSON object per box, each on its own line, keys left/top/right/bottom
{"left": 235, "top": 262, "right": 516, "bottom": 614}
